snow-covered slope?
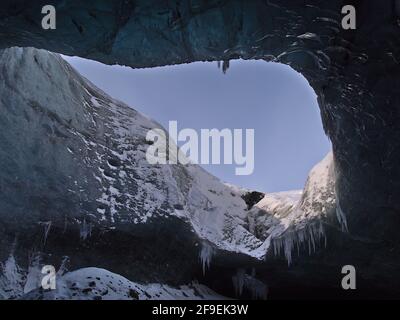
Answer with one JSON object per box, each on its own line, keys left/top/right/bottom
{"left": 247, "top": 152, "right": 336, "bottom": 264}
{"left": 248, "top": 190, "right": 302, "bottom": 242}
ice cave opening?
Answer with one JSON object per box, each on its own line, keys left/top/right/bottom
{"left": 62, "top": 56, "right": 331, "bottom": 193}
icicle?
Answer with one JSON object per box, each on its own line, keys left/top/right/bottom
{"left": 309, "top": 227, "right": 315, "bottom": 254}
{"left": 0, "top": 255, "right": 25, "bottom": 299}
{"left": 57, "top": 256, "right": 70, "bottom": 277}
{"left": 284, "top": 234, "right": 293, "bottom": 265}
{"left": 232, "top": 268, "right": 245, "bottom": 296}
{"left": 232, "top": 269, "right": 267, "bottom": 300}
{"left": 39, "top": 221, "right": 52, "bottom": 245}
{"left": 222, "top": 60, "right": 230, "bottom": 74}
{"left": 319, "top": 222, "right": 327, "bottom": 247}
{"left": 199, "top": 242, "right": 214, "bottom": 275}
{"left": 335, "top": 199, "right": 348, "bottom": 232}
{"left": 80, "top": 219, "right": 92, "bottom": 240}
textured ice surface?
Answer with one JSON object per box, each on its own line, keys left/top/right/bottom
{"left": 248, "top": 152, "right": 336, "bottom": 264}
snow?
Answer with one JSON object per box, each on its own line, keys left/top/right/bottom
{"left": 90, "top": 97, "right": 101, "bottom": 108}
{"left": 269, "top": 152, "right": 336, "bottom": 264}
{"left": 80, "top": 219, "right": 92, "bottom": 240}
{"left": 335, "top": 198, "right": 349, "bottom": 232}
{"left": 23, "top": 267, "right": 227, "bottom": 300}
{"left": 39, "top": 221, "right": 52, "bottom": 246}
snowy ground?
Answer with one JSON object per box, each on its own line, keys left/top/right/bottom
{"left": 22, "top": 267, "right": 227, "bottom": 300}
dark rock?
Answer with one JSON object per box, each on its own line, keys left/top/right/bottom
{"left": 241, "top": 191, "right": 265, "bottom": 210}
{"left": 128, "top": 289, "right": 139, "bottom": 300}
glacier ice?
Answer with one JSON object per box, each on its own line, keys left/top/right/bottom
{"left": 272, "top": 222, "right": 326, "bottom": 266}
{"left": 39, "top": 221, "right": 52, "bottom": 246}
{"left": 232, "top": 268, "right": 267, "bottom": 300}
{"left": 335, "top": 199, "right": 349, "bottom": 232}
{"left": 199, "top": 242, "right": 215, "bottom": 275}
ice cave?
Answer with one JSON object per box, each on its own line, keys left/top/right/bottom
{"left": 0, "top": 0, "right": 400, "bottom": 299}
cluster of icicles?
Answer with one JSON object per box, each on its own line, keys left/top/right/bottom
{"left": 272, "top": 221, "right": 327, "bottom": 266}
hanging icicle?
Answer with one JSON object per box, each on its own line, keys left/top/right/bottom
{"left": 232, "top": 268, "right": 268, "bottom": 300}
{"left": 199, "top": 242, "right": 215, "bottom": 275}
{"left": 222, "top": 60, "right": 230, "bottom": 74}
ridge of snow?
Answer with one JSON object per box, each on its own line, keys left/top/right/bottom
{"left": 22, "top": 267, "right": 227, "bottom": 300}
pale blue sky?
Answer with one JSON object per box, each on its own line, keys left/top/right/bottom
{"left": 63, "top": 56, "right": 330, "bottom": 193}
